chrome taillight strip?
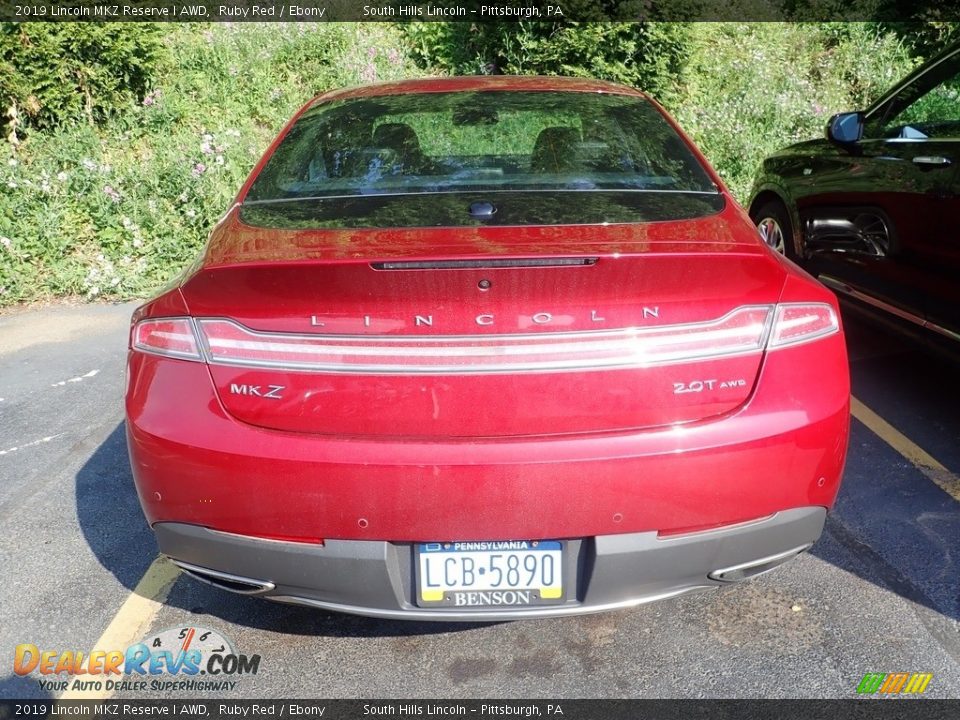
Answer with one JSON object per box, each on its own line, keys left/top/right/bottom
{"left": 133, "top": 303, "right": 840, "bottom": 373}
{"left": 193, "top": 307, "right": 776, "bottom": 375}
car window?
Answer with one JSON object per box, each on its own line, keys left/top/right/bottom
{"left": 245, "top": 91, "right": 718, "bottom": 201}
{"left": 869, "top": 54, "right": 960, "bottom": 140}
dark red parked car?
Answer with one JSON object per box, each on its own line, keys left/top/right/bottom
{"left": 126, "top": 76, "right": 850, "bottom": 620}
{"left": 749, "top": 42, "right": 960, "bottom": 354}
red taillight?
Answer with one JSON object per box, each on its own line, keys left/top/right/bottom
{"left": 769, "top": 303, "right": 839, "bottom": 348}
{"left": 132, "top": 303, "right": 838, "bottom": 370}
{"left": 132, "top": 318, "right": 202, "bottom": 361}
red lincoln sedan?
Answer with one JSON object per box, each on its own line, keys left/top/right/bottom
{"left": 126, "top": 76, "right": 850, "bottom": 620}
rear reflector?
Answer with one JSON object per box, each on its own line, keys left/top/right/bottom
{"left": 132, "top": 318, "right": 202, "bottom": 361}
{"left": 194, "top": 306, "right": 774, "bottom": 375}
{"left": 768, "top": 303, "right": 839, "bottom": 348}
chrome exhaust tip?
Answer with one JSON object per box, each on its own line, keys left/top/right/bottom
{"left": 170, "top": 559, "right": 275, "bottom": 595}
{"left": 708, "top": 543, "right": 812, "bottom": 583}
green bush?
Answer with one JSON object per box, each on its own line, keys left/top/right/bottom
{"left": 0, "top": 23, "right": 417, "bottom": 305}
{"left": 0, "top": 24, "right": 169, "bottom": 137}
{"left": 880, "top": 21, "right": 960, "bottom": 60}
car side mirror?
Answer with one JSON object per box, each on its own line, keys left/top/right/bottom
{"left": 827, "top": 112, "right": 864, "bottom": 144}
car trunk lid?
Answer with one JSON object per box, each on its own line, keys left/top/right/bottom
{"left": 180, "top": 212, "right": 783, "bottom": 438}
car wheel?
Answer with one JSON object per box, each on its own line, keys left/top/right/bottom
{"left": 752, "top": 201, "right": 794, "bottom": 258}
{"left": 852, "top": 212, "right": 895, "bottom": 256}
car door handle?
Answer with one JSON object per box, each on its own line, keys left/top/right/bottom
{"left": 912, "top": 155, "right": 952, "bottom": 167}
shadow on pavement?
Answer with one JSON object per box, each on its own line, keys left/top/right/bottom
{"left": 166, "top": 586, "right": 496, "bottom": 638}
{"left": 0, "top": 672, "right": 54, "bottom": 701}
{"left": 74, "top": 423, "right": 156, "bottom": 592}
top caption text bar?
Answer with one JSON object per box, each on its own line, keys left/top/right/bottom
{"left": 3, "top": 0, "right": 960, "bottom": 23}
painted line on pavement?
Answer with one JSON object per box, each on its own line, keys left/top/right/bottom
{"left": 59, "top": 555, "right": 179, "bottom": 700}
{"left": 51, "top": 369, "right": 100, "bottom": 388}
{"left": 851, "top": 395, "right": 960, "bottom": 503}
{"left": 0, "top": 433, "right": 65, "bottom": 457}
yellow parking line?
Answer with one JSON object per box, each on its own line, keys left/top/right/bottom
{"left": 850, "top": 395, "right": 960, "bottom": 502}
{"left": 60, "top": 555, "right": 178, "bottom": 700}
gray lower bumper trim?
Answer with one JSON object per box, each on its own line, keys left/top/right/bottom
{"left": 154, "top": 506, "right": 826, "bottom": 621}
{"left": 268, "top": 587, "right": 703, "bottom": 620}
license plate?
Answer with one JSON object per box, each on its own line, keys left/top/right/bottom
{"left": 416, "top": 540, "right": 564, "bottom": 608}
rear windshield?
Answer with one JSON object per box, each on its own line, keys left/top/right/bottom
{"left": 242, "top": 90, "right": 723, "bottom": 228}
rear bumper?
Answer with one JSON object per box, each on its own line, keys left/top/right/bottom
{"left": 156, "top": 507, "right": 825, "bottom": 620}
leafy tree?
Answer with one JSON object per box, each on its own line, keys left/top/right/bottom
{"left": 403, "top": 18, "right": 694, "bottom": 103}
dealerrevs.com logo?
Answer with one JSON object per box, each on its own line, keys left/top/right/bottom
{"left": 14, "top": 626, "right": 260, "bottom": 694}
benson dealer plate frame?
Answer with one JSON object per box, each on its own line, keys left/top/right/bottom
{"left": 415, "top": 540, "right": 567, "bottom": 609}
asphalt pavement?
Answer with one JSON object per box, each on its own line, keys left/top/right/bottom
{"left": 0, "top": 300, "right": 957, "bottom": 699}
